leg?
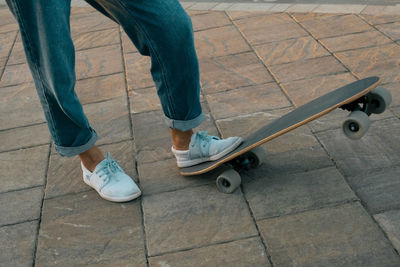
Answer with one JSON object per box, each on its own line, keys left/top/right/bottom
{"left": 6, "top": 0, "right": 97, "bottom": 156}
{"left": 85, "top": 0, "right": 204, "bottom": 130}
{"left": 87, "top": 0, "right": 242, "bottom": 167}
{"left": 6, "top": 0, "right": 140, "bottom": 201}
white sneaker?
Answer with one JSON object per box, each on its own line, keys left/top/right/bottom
{"left": 172, "top": 131, "right": 243, "bottom": 168}
{"left": 81, "top": 153, "right": 141, "bottom": 202}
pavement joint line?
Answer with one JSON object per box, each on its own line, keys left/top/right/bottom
{"left": 32, "top": 142, "right": 51, "bottom": 267}
{"left": 147, "top": 234, "right": 260, "bottom": 258}
{"left": 374, "top": 207, "right": 400, "bottom": 216}
{"left": 0, "top": 218, "right": 39, "bottom": 229}
{"left": 0, "top": 184, "right": 44, "bottom": 197}
{"left": 119, "top": 27, "right": 150, "bottom": 266}
{"left": 204, "top": 81, "right": 279, "bottom": 95}
{"left": 139, "top": 196, "right": 150, "bottom": 267}
{"left": 0, "top": 31, "right": 18, "bottom": 82}
{"left": 255, "top": 198, "right": 361, "bottom": 222}
{"left": 119, "top": 26, "right": 136, "bottom": 156}
{"left": 0, "top": 121, "right": 47, "bottom": 133}
{"left": 140, "top": 181, "right": 215, "bottom": 198}
{"left": 42, "top": 188, "right": 93, "bottom": 201}
{"left": 240, "top": 185, "right": 275, "bottom": 266}
{"left": 0, "top": 143, "right": 51, "bottom": 155}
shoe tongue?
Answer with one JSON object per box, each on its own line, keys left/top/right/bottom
{"left": 94, "top": 156, "right": 111, "bottom": 173}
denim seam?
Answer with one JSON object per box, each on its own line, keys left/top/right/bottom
{"left": 10, "top": 0, "right": 62, "bottom": 145}
{"left": 114, "top": 0, "right": 177, "bottom": 118}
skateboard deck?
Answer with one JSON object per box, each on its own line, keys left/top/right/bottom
{"left": 181, "top": 76, "right": 385, "bottom": 179}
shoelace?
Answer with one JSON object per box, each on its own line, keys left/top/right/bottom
{"left": 95, "top": 153, "right": 122, "bottom": 184}
{"left": 194, "top": 131, "right": 220, "bottom": 149}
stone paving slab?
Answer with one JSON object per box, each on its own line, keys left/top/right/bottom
{"left": 137, "top": 157, "right": 214, "bottom": 196}
{"left": 7, "top": 37, "right": 25, "bottom": 65}
{"left": 75, "top": 44, "right": 124, "bottom": 81}
{"left": 361, "top": 13, "right": 400, "bottom": 24}
{"left": 376, "top": 21, "right": 400, "bottom": 41}
{"left": 72, "top": 28, "right": 120, "bottom": 51}
{"left": 0, "top": 123, "right": 50, "bottom": 152}
{"left": 36, "top": 191, "right": 146, "bottom": 266}
{"left": 206, "top": 82, "right": 291, "bottom": 120}
{"left": 82, "top": 96, "right": 131, "bottom": 146}
{"left": 199, "top": 52, "right": 274, "bottom": 94}
{"left": 0, "top": 31, "right": 16, "bottom": 59}
{"left": 319, "top": 30, "right": 393, "bottom": 53}
{"left": 375, "top": 209, "right": 400, "bottom": 252}
{"left": 142, "top": 184, "right": 258, "bottom": 256}
{"left": 244, "top": 167, "right": 357, "bottom": 220}
{"left": 299, "top": 14, "right": 372, "bottom": 39}
{"left": 125, "top": 52, "right": 154, "bottom": 90}
{"left": 0, "top": 187, "right": 42, "bottom": 226}
{"left": 384, "top": 82, "right": 400, "bottom": 107}
{"left": 234, "top": 13, "right": 309, "bottom": 45}
{"left": 347, "top": 166, "right": 400, "bottom": 214}
{"left": 194, "top": 25, "right": 251, "bottom": 58}
{"left": 0, "top": 63, "right": 33, "bottom": 87}
{"left": 0, "top": 82, "right": 45, "bottom": 130}
{"left": 75, "top": 73, "right": 126, "bottom": 105}
{"left": 190, "top": 10, "right": 232, "bottom": 31}
{"left": 148, "top": 237, "right": 270, "bottom": 266}
{"left": 281, "top": 72, "right": 356, "bottom": 107}
{"left": 0, "top": 221, "right": 37, "bottom": 266}
{"left": 269, "top": 55, "right": 347, "bottom": 83}
{"left": 393, "top": 105, "right": 400, "bottom": 118}
{"left": 0, "top": 145, "right": 48, "bottom": 193}
{"left": 336, "top": 43, "right": 400, "bottom": 85}
{"left": 254, "top": 36, "right": 330, "bottom": 66}
{"left": 258, "top": 202, "right": 400, "bottom": 266}
{"left": 70, "top": 11, "right": 118, "bottom": 37}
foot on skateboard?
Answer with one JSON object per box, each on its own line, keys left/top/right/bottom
{"left": 172, "top": 131, "right": 243, "bottom": 168}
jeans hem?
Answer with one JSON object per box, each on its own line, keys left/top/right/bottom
{"left": 54, "top": 130, "right": 98, "bottom": 157}
{"left": 165, "top": 113, "right": 204, "bottom": 132}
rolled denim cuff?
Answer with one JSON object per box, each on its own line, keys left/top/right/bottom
{"left": 165, "top": 113, "right": 205, "bottom": 132}
{"left": 54, "top": 129, "right": 98, "bottom": 157}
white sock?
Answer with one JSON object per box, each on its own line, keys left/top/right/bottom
{"left": 171, "top": 146, "right": 190, "bottom": 161}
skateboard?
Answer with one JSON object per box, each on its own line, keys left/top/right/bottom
{"left": 180, "top": 76, "right": 392, "bottom": 193}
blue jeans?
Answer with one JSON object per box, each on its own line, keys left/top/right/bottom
{"left": 6, "top": 0, "right": 204, "bottom": 156}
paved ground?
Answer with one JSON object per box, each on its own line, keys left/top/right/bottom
{"left": 1, "top": 3, "right": 400, "bottom": 267}
{"left": 181, "top": 0, "right": 400, "bottom": 5}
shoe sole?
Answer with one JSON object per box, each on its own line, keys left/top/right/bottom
{"left": 83, "top": 176, "right": 142, "bottom": 202}
{"left": 177, "top": 137, "right": 243, "bottom": 168}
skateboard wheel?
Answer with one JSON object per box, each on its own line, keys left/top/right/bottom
{"left": 342, "top": 110, "right": 370, "bottom": 140}
{"left": 216, "top": 169, "right": 241, "bottom": 194}
{"left": 245, "top": 147, "right": 267, "bottom": 168}
{"left": 366, "top": 86, "right": 392, "bottom": 114}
